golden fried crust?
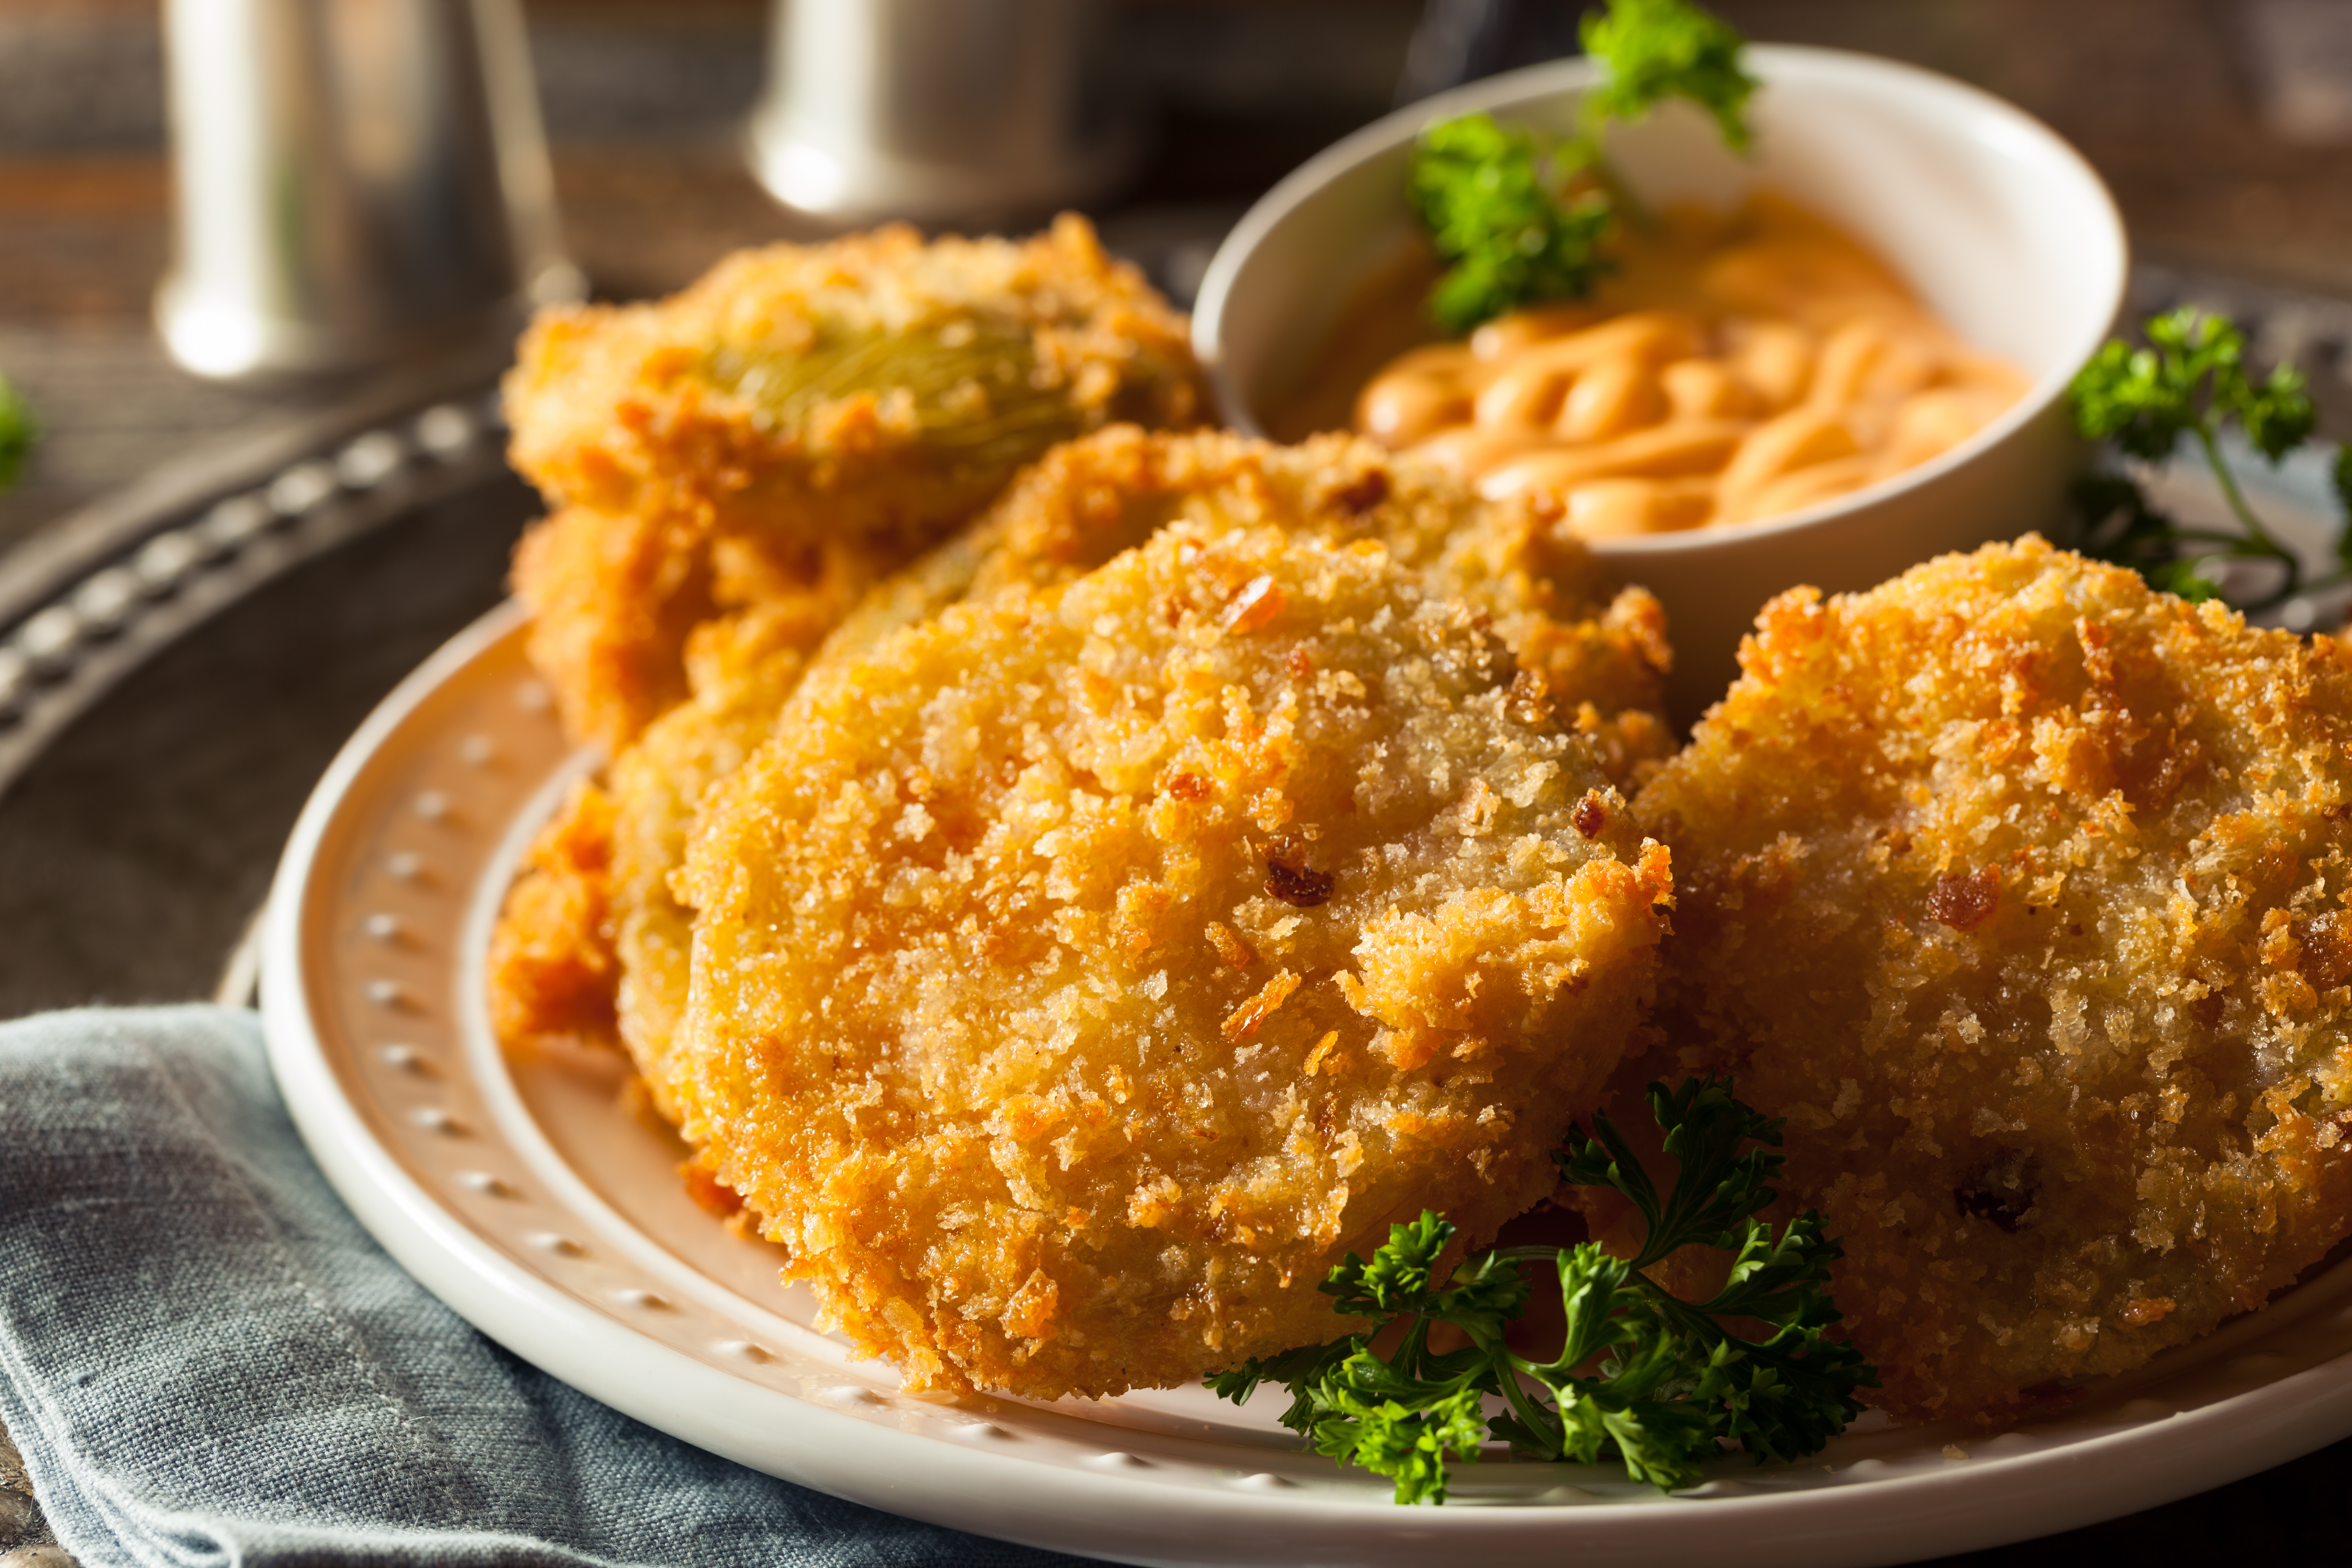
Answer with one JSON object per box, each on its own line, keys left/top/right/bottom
{"left": 595, "top": 428, "right": 1279, "bottom": 1112}
{"left": 490, "top": 536, "right": 881, "bottom": 1062}
{"left": 589, "top": 436, "right": 1190, "bottom": 1112}
{"left": 595, "top": 544, "right": 890, "bottom": 1104}
{"left": 604, "top": 649, "right": 810, "bottom": 1124}
{"left": 504, "top": 214, "right": 1204, "bottom": 547}
{"left": 510, "top": 499, "right": 913, "bottom": 759}
{"left": 677, "top": 521, "right": 1672, "bottom": 1399}
{"left": 485, "top": 780, "right": 621, "bottom": 1050}
{"left": 1635, "top": 535, "right": 2352, "bottom": 1423}
{"left": 503, "top": 218, "right": 1203, "bottom": 756}
{"left": 846, "top": 424, "right": 1679, "bottom": 789}
{"left": 511, "top": 505, "right": 715, "bottom": 756}
{"left": 494, "top": 424, "right": 1174, "bottom": 1085}
{"left": 499, "top": 427, "right": 1681, "bottom": 1114}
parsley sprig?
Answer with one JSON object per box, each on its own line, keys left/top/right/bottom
{"left": 1579, "top": 0, "right": 1756, "bottom": 155}
{"left": 1411, "top": 117, "right": 1617, "bottom": 333}
{"left": 1408, "top": 0, "right": 1756, "bottom": 332}
{"left": 1207, "top": 1078, "right": 1874, "bottom": 1505}
{"left": 2069, "top": 306, "right": 2348, "bottom": 606}
{"left": 0, "top": 371, "right": 32, "bottom": 494}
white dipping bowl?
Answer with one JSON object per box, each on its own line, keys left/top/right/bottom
{"left": 1192, "top": 46, "right": 2127, "bottom": 723}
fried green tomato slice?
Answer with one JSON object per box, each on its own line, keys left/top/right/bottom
{"left": 573, "top": 427, "right": 1679, "bottom": 1122}
{"left": 504, "top": 216, "right": 1203, "bottom": 754}
{"left": 674, "top": 520, "right": 1673, "bottom": 1399}
{"left": 799, "top": 424, "right": 1681, "bottom": 787}
{"left": 505, "top": 214, "right": 1204, "bottom": 548}
{"left": 1634, "top": 535, "right": 2352, "bottom": 1423}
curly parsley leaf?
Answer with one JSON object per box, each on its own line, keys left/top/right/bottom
{"left": 1411, "top": 115, "right": 1614, "bottom": 333}
{"left": 0, "top": 372, "right": 33, "bottom": 494}
{"left": 1560, "top": 1076, "right": 1783, "bottom": 1265}
{"left": 1406, "top": 0, "right": 1753, "bottom": 330}
{"left": 1580, "top": 0, "right": 1757, "bottom": 152}
{"left": 2070, "top": 338, "right": 2195, "bottom": 463}
{"left": 2237, "top": 361, "right": 2318, "bottom": 464}
{"left": 2071, "top": 309, "right": 2314, "bottom": 464}
{"left": 2068, "top": 307, "right": 2338, "bottom": 609}
{"left": 1208, "top": 1077, "right": 1874, "bottom": 1505}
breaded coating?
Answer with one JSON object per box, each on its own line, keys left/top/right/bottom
{"left": 595, "top": 435, "right": 1174, "bottom": 1113}
{"left": 503, "top": 216, "right": 1204, "bottom": 753}
{"left": 489, "top": 423, "right": 1199, "bottom": 1076}
{"left": 674, "top": 520, "right": 1674, "bottom": 1399}
{"left": 485, "top": 779, "right": 620, "bottom": 1051}
{"left": 507, "top": 215, "right": 1202, "bottom": 541}
{"left": 601, "top": 601, "right": 853, "bottom": 1118}
{"left": 836, "top": 425, "right": 1680, "bottom": 789}
{"left": 1634, "top": 536, "right": 2352, "bottom": 1422}
{"left": 507, "top": 492, "right": 917, "bottom": 757}
{"left": 587, "top": 428, "right": 1682, "bottom": 1116}
{"left": 511, "top": 426, "right": 1681, "bottom": 1088}
{"left": 490, "top": 534, "right": 883, "bottom": 1061}
{"left": 510, "top": 503, "right": 718, "bottom": 754}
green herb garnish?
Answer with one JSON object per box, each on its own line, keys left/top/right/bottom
{"left": 0, "top": 372, "right": 33, "bottom": 494}
{"left": 2069, "top": 306, "right": 2342, "bottom": 606}
{"left": 1578, "top": 0, "right": 1756, "bottom": 153}
{"left": 1408, "top": 0, "right": 1758, "bottom": 332}
{"left": 1411, "top": 116, "right": 1617, "bottom": 335}
{"left": 1207, "top": 1078, "right": 1874, "bottom": 1505}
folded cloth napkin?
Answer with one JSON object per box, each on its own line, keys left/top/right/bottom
{"left": 0, "top": 1006, "right": 1086, "bottom": 1568}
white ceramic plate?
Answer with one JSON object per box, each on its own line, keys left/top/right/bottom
{"left": 263, "top": 595, "right": 2352, "bottom": 1568}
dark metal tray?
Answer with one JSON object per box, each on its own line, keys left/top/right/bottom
{"left": 0, "top": 367, "right": 531, "bottom": 1016}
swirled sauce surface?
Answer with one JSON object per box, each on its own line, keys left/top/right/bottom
{"left": 1315, "top": 191, "right": 2030, "bottom": 540}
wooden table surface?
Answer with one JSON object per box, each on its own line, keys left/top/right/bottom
{"left": 3, "top": 1, "right": 2352, "bottom": 1563}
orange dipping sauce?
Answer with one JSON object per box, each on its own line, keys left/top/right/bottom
{"left": 1291, "top": 190, "right": 2030, "bottom": 540}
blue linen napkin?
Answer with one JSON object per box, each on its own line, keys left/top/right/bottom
{"left": 0, "top": 1006, "right": 1087, "bottom": 1568}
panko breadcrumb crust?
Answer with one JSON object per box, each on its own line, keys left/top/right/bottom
{"left": 1634, "top": 536, "right": 2352, "bottom": 1423}
{"left": 508, "top": 503, "right": 714, "bottom": 753}
{"left": 485, "top": 779, "right": 619, "bottom": 1052}
{"left": 674, "top": 518, "right": 1673, "bottom": 1399}
{"left": 491, "top": 431, "right": 1682, "bottom": 1096}
{"left": 506, "top": 215, "right": 1204, "bottom": 540}
{"left": 596, "top": 568, "right": 888, "bottom": 1120}
{"left": 503, "top": 217, "right": 1206, "bottom": 753}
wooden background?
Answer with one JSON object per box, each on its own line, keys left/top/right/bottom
{"left": 4, "top": 0, "right": 2352, "bottom": 554}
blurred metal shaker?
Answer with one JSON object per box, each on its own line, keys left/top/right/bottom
{"left": 749, "top": 0, "right": 1134, "bottom": 226}
{"left": 157, "top": 0, "right": 584, "bottom": 382}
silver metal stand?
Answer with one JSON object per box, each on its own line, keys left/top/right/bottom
{"left": 156, "top": 0, "right": 583, "bottom": 383}
{"left": 747, "top": 0, "right": 1134, "bottom": 227}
